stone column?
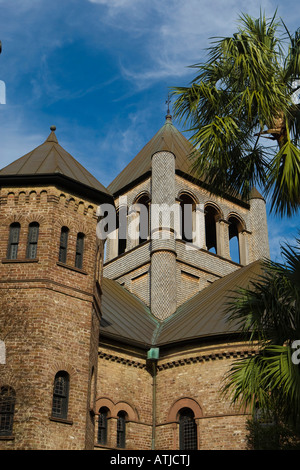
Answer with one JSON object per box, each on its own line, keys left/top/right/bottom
{"left": 127, "top": 207, "right": 139, "bottom": 251}
{"left": 108, "top": 228, "right": 119, "bottom": 260}
{"left": 239, "top": 229, "right": 250, "bottom": 265}
{"left": 194, "top": 204, "right": 206, "bottom": 249}
{"left": 216, "top": 218, "right": 230, "bottom": 259}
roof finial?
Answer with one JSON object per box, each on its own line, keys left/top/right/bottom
{"left": 50, "top": 125, "right": 56, "bottom": 131}
{"left": 165, "top": 93, "right": 172, "bottom": 121}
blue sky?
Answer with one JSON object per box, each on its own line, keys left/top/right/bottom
{"left": 0, "top": 0, "right": 299, "bottom": 262}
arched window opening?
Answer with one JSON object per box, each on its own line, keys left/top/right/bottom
{"left": 75, "top": 232, "right": 85, "bottom": 269}
{"left": 135, "top": 194, "right": 150, "bottom": 244}
{"left": 117, "top": 411, "right": 127, "bottom": 448}
{"left": 98, "top": 407, "right": 109, "bottom": 445}
{"left": 51, "top": 371, "right": 70, "bottom": 420}
{"left": 179, "top": 194, "right": 195, "bottom": 243}
{"left": 0, "top": 386, "right": 16, "bottom": 436}
{"left": 7, "top": 223, "right": 20, "bottom": 260}
{"left": 59, "top": 226, "right": 69, "bottom": 263}
{"left": 117, "top": 207, "right": 127, "bottom": 256}
{"left": 179, "top": 408, "right": 197, "bottom": 450}
{"left": 26, "top": 222, "right": 39, "bottom": 259}
{"left": 205, "top": 205, "right": 219, "bottom": 253}
{"left": 228, "top": 216, "right": 242, "bottom": 264}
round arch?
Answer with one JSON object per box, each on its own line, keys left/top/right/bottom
{"left": 113, "top": 401, "right": 139, "bottom": 421}
{"left": 177, "top": 190, "right": 199, "bottom": 205}
{"left": 227, "top": 212, "right": 246, "bottom": 231}
{"left": 167, "top": 397, "right": 203, "bottom": 422}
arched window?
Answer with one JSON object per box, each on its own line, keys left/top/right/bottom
{"left": 7, "top": 223, "right": 20, "bottom": 259}
{"left": 0, "top": 386, "right": 16, "bottom": 436}
{"left": 26, "top": 222, "right": 39, "bottom": 259}
{"left": 98, "top": 407, "right": 109, "bottom": 445}
{"left": 179, "top": 194, "right": 195, "bottom": 243}
{"left": 228, "top": 216, "right": 243, "bottom": 264}
{"left": 75, "top": 232, "right": 85, "bottom": 269}
{"left": 135, "top": 194, "right": 150, "bottom": 244}
{"left": 179, "top": 408, "right": 197, "bottom": 450}
{"left": 117, "top": 411, "right": 127, "bottom": 448}
{"left": 51, "top": 371, "right": 70, "bottom": 420}
{"left": 205, "top": 205, "right": 219, "bottom": 253}
{"left": 117, "top": 207, "right": 127, "bottom": 256}
{"left": 59, "top": 227, "right": 69, "bottom": 263}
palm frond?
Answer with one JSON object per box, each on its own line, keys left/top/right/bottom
{"left": 172, "top": 11, "right": 300, "bottom": 217}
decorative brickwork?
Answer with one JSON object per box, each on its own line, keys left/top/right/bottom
{"left": 0, "top": 182, "right": 105, "bottom": 450}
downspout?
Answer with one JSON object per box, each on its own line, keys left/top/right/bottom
{"left": 147, "top": 348, "right": 159, "bottom": 450}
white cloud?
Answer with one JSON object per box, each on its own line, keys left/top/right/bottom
{"left": 85, "top": 0, "right": 286, "bottom": 87}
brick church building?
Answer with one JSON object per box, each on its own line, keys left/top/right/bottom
{"left": 0, "top": 113, "right": 269, "bottom": 450}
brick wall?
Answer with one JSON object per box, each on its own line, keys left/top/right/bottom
{"left": 95, "top": 340, "right": 254, "bottom": 450}
{"left": 0, "top": 185, "right": 103, "bottom": 449}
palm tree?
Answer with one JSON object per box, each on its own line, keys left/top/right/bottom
{"left": 172, "top": 11, "right": 300, "bottom": 217}
{"left": 221, "top": 236, "right": 300, "bottom": 431}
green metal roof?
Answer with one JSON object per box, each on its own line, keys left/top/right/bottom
{"left": 100, "top": 278, "right": 159, "bottom": 348}
{"left": 0, "top": 127, "right": 112, "bottom": 202}
{"left": 100, "top": 260, "right": 263, "bottom": 349}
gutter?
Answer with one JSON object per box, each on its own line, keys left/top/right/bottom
{"left": 147, "top": 347, "right": 159, "bottom": 450}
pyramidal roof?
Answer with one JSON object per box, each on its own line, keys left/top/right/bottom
{"left": 108, "top": 115, "right": 195, "bottom": 196}
{"left": 0, "top": 126, "right": 112, "bottom": 201}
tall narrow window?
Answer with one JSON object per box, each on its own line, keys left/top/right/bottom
{"left": 180, "top": 194, "right": 195, "bottom": 243}
{"left": 0, "top": 386, "right": 16, "bottom": 436}
{"left": 7, "top": 223, "right": 20, "bottom": 259}
{"left": 116, "top": 411, "right": 127, "bottom": 448}
{"left": 135, "top": 194, "right": 150, "bottom": 244}
{"left": 205, "top": 205, "right": 219, "bottom": 253}
{"left": 59, "top": 227, "right": 69, "bottom": 263}
{"left": 117, "top": 207, "right": 127, "bottom": 256}
{"left": 228, "top": 216, "right": 242, "bottom": 264}
{"left": 26, "top": 222, "right": 39, "bottom": 259}
{"left": 179, "top": 408, "right": 197, "bottom": 450}
{"left": 75, "top": 233, "right": 85, "bottom": 269}
{"left": 51, "top": 371, "right": 70, "bottom": 420}
{"left": 98, "top": 407, "right": 108, "bottom": 445}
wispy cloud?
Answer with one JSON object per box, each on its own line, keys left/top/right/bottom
{"left": 86, "top": 0, "right": 279, "bottom": 87}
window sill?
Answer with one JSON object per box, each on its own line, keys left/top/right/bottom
{"left": 49, "top": 416, "right": 73, "bottom": 425}
{"left": 56, "top": 262, "right": 87, "bottom": 275}
{"left": 0, "top": 435, "right": 15, "bottom": 440}
{"left": 2, "top": 258, "right": 39, "bottom": 264}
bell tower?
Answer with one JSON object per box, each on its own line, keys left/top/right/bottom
{"left": 103, "top": 113, "right": 269, "bottom": 318}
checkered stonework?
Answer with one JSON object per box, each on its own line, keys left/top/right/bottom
{"left": 150, "top": 150, "right": 177, "bottom": 320}
{"left": 150, "top": 250, "right": 177, "bottom": 320}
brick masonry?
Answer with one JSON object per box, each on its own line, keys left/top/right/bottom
{"left": 0, "top": 185, "right": 104, "bottom": 449}
{"left": 0, "top": 120, "right": 270, "bottom": 451}
{"left": 95, "top": 340, "right": 256, "bottom": 450}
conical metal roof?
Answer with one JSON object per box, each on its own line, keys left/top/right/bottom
{"left": 0, "top": 126, "right": 112, "bottom": 201}
{"left": 107, "top": 115, "right": 195, "bottom": 196}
